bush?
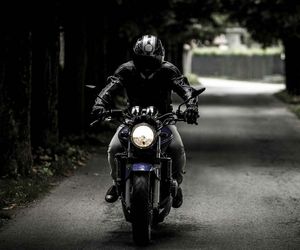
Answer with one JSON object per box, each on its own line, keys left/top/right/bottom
{"left": 186, "top": 73, "right": 200, "bottom": 85}
{"left": 193, "top": 47, "right": 283, "bottom": 57}
{"left": 275, "top": 90, "right": 300, "bottom": 119}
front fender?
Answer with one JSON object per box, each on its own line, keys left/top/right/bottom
{"left": 132, "top": 163, "right": 154, "bottom": 171}
{"left": 125, "top": 163, "right": 154, "bottom": 180}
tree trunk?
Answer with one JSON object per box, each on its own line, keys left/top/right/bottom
{"left": 283, "top": 38, "right": 300, "bottom": 95}
{"left": 31, "top": 16, "right": 60, "bottom": 148}
{"left": 0, "top": 30, "right": 33, "bottom": 176}
{"left": 60, "top": 16, "right": 87, "bottom": 135}
{"left": 84, "top": 14, "right": 107, "bottom": 122}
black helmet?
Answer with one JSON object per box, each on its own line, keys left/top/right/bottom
{"left": 132, "top": 35, "right": 165, "bottom": 73}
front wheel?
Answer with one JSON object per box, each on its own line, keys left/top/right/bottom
{"left": 131, "top": 172, "right": 152, "bottom": 245}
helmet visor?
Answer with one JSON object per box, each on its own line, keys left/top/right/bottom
{"left": 133, "top": 54, "right": 162, "bottom": 72}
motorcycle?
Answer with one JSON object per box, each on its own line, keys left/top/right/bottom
{"left": 90, "top": 87, "right": 205, "bottom": 245}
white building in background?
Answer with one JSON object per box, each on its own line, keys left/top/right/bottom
{"left": 213, "top": 27, "right": 248, "bottom": 50}
{"left": 225, "top": 27, "right": 247, "bottom": 50}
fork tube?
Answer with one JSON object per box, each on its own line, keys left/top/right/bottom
{"left": 167, "top": 158, "right": 172, "bottom": 180}
{"left": 127, "top": 140, "right": 132, "bottom": 158}
{"left": 152, "top": 166, "right": 161, "bottom": 209}
{"left": 125, "top": 178, "right": 131, "bottom": 209}
{"left": 156, "top": 136, "right": 161, "bottom": 159}
{"left": 115, "top": 157, "right": 122, "bottom": 183}
{"left": 153, "top": 136, "right": 161, "bottom": 209}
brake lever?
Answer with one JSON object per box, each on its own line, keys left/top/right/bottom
{"left": 90, "top": 118, "right": 101, "bottom": 127}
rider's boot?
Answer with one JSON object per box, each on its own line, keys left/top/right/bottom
{"left": 105, "top": 182, "right": 118, "bottom": 203}
{"left": 172, "top": 186, "right": 183, "bottom": 208}
{"left": 172, "top": 174, "right": 183, "bottom": 208}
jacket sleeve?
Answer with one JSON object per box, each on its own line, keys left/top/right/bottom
{"left": 92, "top": 65, "right": 125, "bottom": 109}
{"left": 170, "top": 65, "right": 198, "bottom": 106}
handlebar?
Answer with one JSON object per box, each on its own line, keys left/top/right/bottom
{"left": 90, "top": 109, "right": 124, "bottom": 126}
{"left": 89, "top": 85, "right": 205, "bottom": 127}
{"left": 90, "top": 109, "right": 188, "bottom": 127}
{"left": 90, "top": 85, "right": 205, "bottom": 127}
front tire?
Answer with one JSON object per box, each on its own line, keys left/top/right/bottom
{"left": 131, "top": 172, "right": 152, "bottom": 245}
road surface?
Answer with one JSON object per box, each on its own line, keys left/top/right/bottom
{"left": 1, "top": 78, "right": 300, "bottom": 250}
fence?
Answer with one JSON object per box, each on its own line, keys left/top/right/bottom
{"left": 192, "top": 54, "right": 284, "bottom": 81}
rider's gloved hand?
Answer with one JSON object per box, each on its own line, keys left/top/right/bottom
{"left": 91, "top": 105, "right": 106, "bottom": 120}
{"left": 184, "top": 104, "right": 199, "bottom": 124}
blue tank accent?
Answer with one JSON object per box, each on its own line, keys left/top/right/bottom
{"left": 160, "top": 126, "right": 173, "bottom": 150}
{"left": 118, "top": 125, "right": 130, "bottom": 147}
{"left": 118, "top": 125, "right": 130, "bottom": 139}
{"left": 132, "top": 163, "right": 154, "bottom": 171}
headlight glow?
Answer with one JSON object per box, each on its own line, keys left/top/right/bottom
{"left": 131, "top": 123, "right": 155, "bottom": 148}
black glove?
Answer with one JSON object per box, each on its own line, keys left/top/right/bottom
{"left": 184, "top": 104, "right": 199, "bottom": 124}
{"left": 91, "top": 105, "right": 106, "bottom": 120}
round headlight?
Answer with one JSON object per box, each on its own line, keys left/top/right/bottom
{"left": 131, "top": 123, "right": 155, "bottom": 148}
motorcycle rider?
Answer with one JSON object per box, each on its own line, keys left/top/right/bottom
{"left": 91, "top": 35, "right": 199, "bottom": 208}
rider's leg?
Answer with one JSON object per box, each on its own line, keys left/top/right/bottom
{"left": 167, "top": 125, "right": 186, "bottom": 184}
{"left": 167, "top": 125, "right": 186, "bottom": 208}
{"left": 106, "top": 125, "right": 123, "bottom": 203}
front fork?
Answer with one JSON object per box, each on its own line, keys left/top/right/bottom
{"left": 121, "top": 163, "right": 162, "bottom": 210}
{"left": 114, "top": 135, "right": 177, "bottom": 210}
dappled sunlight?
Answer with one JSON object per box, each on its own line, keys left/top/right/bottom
{"left": 199, "top": 106, "right": 291, "bottom": 118}
{"left": 199, "top": 77, "right": 285, "bottom": 96}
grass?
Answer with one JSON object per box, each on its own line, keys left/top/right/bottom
{"left": 0, "top": 178, "right": 50, "bottom": 210}
{"left": 0, "top": 131, "right": 114, "bottom": 226}
{"left": 275, "top": 90, "right": 300, "bottom": 119}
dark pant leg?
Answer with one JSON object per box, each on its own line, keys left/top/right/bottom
{"left": 167, "top": 125, "right": 186, "bottom": 184}
{"left": 107, "top": 125, "right": 124, "bottom": 180}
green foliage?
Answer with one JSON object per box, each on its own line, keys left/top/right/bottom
{"left": 115, "top": 0, "right": 224, "bottom": 44}
{"left": 290, "top": 105, "right": 300, "bottom": 119}
{"left": 32, "top": 141, "right": 89, "bottom": 178}
{"left": 275, "top": 90, "right": 300, "bottom": 119}
{"left": 223, "top": 0, "right": 300, "bottom": 44}
{"left": 193, "top": 47, "right": 282, "bottom": 56}
{"left": 0, "top": 178, "right": 50, "bottom": 211}
{"left": 275, "top": 89, "right": 300, "bottom": 104}
{"left": 0, "top": 133, "right": 112, "bottom": 212}
{"left": 186, "top": 73, "right": 201, "bottom": 85}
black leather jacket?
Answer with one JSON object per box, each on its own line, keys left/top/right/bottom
{"left": 93, "top": 60, "right": 198, "bottom": 114}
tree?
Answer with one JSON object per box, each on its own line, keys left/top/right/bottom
{"left": 223, "top": 0, "right": 300, "bottom": 94}
{"left": 0, "top": 25, "right": 33, "bottom": 176}
{"left": 0, "top": 0, "right": 224, "bottom": 176}
{"left": 31, "top": 7, "right": 60, "bottom": 148}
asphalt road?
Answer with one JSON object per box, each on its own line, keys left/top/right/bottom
{"left": 1, "top": 78, "right": 300, "bottom": 250}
